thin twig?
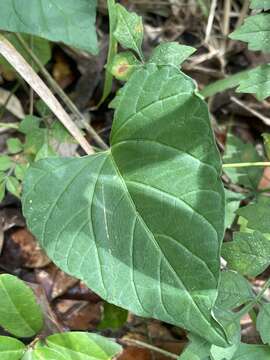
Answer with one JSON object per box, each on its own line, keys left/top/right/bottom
{"left": 0, "top": 34, "right": 94, "bottom": 155}
{"left": 15, "top": 33, "right": 108, "bottom": 151}
{"left": 223, "top": 162, "right": 270, "bottom": 168}
{"left": 120, "top": 338, "right": 179, "bottom": 359}
{"left": 205, "top": 0, "right": 218, "bottom": 43}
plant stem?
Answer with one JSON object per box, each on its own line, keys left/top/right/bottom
{"left": 14, "top": 33, "right": 108, "bottom": 151}
{"left": 223, "top": 162, "right": 270, "bottom": 168}
{"left": 120, "top": 338, "right": 179, "bottom": 359}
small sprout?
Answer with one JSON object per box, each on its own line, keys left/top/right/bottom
{"left": 109, "top": 51, "right": 141, "bottom": 81}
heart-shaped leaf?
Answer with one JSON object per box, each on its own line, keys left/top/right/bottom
{"left": 23, "top": 64, "right": 226, "bottom": 346}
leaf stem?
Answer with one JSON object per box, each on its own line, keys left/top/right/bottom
{"left": 120, "top": 338, "right": 179, "bottom": 359}
{"left": 223, "top": 162, "right": 270, "bottom": 168}
{"left": 14, "top": 33, "right": 108, "bottom": 151}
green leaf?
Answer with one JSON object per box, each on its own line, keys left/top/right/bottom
{"left": 113, "top": 4, "right": 144, "bottom": 59}
{"left": 0, "top": 155, "right": 13, "bottom": 171}
{"left": 99, "top": 303, "right": 128, "bottom": 330}
{"left": 216, "top": 271, "right": 254, "bottom": 310}
{"left": 0, "top": 274, "right": 43, "bottom": 337}
{"left": 34, "top": 143, "right": 56, "bottom": 161}
{"left": 179, "top": 334, "right": 211, "bottom": 359}
{"left": 222, "top": 231, "right": 270, "bottom": 276}
{"left": 236, "top": 196, "right": 270, "bottom": 234}
{"left": 0, "top": 0, "right": 98, "bottom": 54}
{"left": 237, "top": 65, "right": 270, "bottom": 101}
{"left": 19, "top": 116, "right": 41, "bottom": 134}
{"left": 15, "top": 164, "right": 28, "bottom": 181}
{"left": 224, "top": 190, "right": 244, "bottom": 229}
{"left": 0, "top": 336, "right": 26, "bottom": 360}
{"left": 223, "top": 133, "right": 263, "bottom": 189}
{"left": 0, "top": 34, "right": 51, "bottom": 73}
{"left": 149, "top": 42, "right": 196, "bottom": 67}
{"left": 6, "top": 176, "right": 21, "bottom": 197}
{"left": 230, "top": 13, "right": 270, "bottom": 53}
{"left": 109, "top": 52, "right": 141, "bottom": 81}
{"left": 33, "top": 332, "right": 122, "bottom": 360}
{"left": 230, "top": 343, "right": 270, "bottom": 359}
{"left": 257, "top": 303, "right": 270, "bottom": 344}
{"left": 23, "top": 64, "right": 227, "bottom": 346}
{"left": 0, "top": 181, "right": 5, "bottom": 202}
{"left": 7, "top": 138, "right": 23, "bottom": 154}
{"left": 250, "top": 0, "right": 270, "bottom": 10}
{"left": 263, "top": 133, "right": 270, "bottom": 160}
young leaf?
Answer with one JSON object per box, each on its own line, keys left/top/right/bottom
{"left": 113, "top": 4, "right": 144, "bottom": 59}
{"left": 216, "top": 271, "right": 254, "bottom": 310}
{"left": 0, "top": 181, "right": 5, "bottom": 202}
{"left": 6, "top": 176, "right": 21, "bottom": 197}
{"left": 0, "top": 155, "right": 13, "bottom": 171}
{"left": 179, "top": 334, "right": 211, "bottom": 359}
{"left": 230, "top": 13, "right": 270, "bottom": 53}
{"left": 236, "top": 64, "right": 270, "bottom": 101}
{"left": 0, "top": 336, "right": 26, "bottom": 360}
{"left": 0, "top": 0, "right": 98, "bottom": 54}
{"left": 149, "top": 42, "right": 196, "bottom": 67}
{"left": 33, "top": 332, "right": 122, "bottom": 360}
{"left": 230, "top": 343, "right": 270, "bottom": 359}
{"left": 0, "top": 274, "right": 43, "bottom": 337}
{"left": 109, "top": 52, "right": 141, "bottom": 81}
{"left": 257, "top": 303, "right": 270, "bottom": 344}
{"left": 223, "top": 133, "right": 263, "bottom": 189}
{"left": 236, "top": 196, "right": 270, "bottom": 234}
{"left": 222, "top": 231, "right": 270, "bottom": 277}
{"left": 263, "top": 133, "right": 270, "bottom": 160}
{"left": 7, "top": 138, "right": 23, "bottom": 154}
{"left": 250, "top": 0, "right": 270, "bottom": 10}
{"left": 15, "top": 164, "right": 28, "bottom": 181}
{"left": 23, "top": 64, "right": 227, "bottom": 346}
{"left": 224, "top": 190, "right": 244, "bottom": 229}
{"left": 99, "top": 303, "right": 128, "bottom": 330}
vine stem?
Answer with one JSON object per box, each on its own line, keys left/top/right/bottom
{"left": 223, "top": 162, "right": 270, "bottom": 168}
{"left": 14, "top": 33, "right": 109, "bottom": 151}
{"left": 120, "top": 338, "right": 179, "bottom": 359}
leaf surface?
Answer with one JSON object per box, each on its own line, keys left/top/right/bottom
{"left": 0, "top": 336, "right": 26, "bottom": 360}
{"left": 250, "top": 0, "right": 270, "bottom": 10}
{"left": 23, "top": 64, "right": 226, "bottom": 346}
{"left": 149, "top": 42, "right": 196, "bottom": 67}
{"left": 230, "top": 343, "right": 270, "bottom": 359}
{"left": 0, "top": 274, "right": 43, "bottom": 337}
{"left": 230, "top": 13, "right": 270, "bottom": 53}
{"left": 0, "top": 0, "right": 98, "bottom": 54}
{"left": 237, "top": 64, "right": 270, "bottom": 100}
{"left": 257, "top": 303, "right": 270, "bottom": 345}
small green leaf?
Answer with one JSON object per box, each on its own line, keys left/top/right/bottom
{"left": 0, "top": 274, "right": 43, "bottom": 337}
{"left": 178, "top": 334, "right": 211, "bottom": 360}
{"left": 236, "top": 196, "right": 270, "bottom": 234}
{"left": 6, "top": 176, "right": 21, "bottom": 197}
{"left": 250, "top": 0, "right": 270, "bottom": 10}
{"left": 224, "top": 190, "right": 244, "bottom": 229}
{"left": 257, "top": 303, "right": 270, "bottom": 344}
{"left": 0, "top": 156, "right": 13, "bottom": 171}
{"left": 262, "top": 133, "right": 270, "bottom": 160}
{"left": 230, "top": 343, "right": 270, "bottom": 359}
{"left": 230, "top": 13, "right": 270, "bottom": 53}
{"left": 50, "top": 122, "right": 74, "bottom": 144}
{"left": 15, "top": 164, "right": 28, "bottom": 181}
{"left": 0, "top": 336, "right": 26, "bottom": 360}
{"left": 216, "top": 271, "right": 254, "bottom": 310}
{"left": 237, "top": 64, "right": 270, "bottom": 101}
{"left": 113, "top": 4, "right": 144, "bottom": 59}
{"left": 35, "top": 143, "right": 56, "bottom": 161}
{"left": 0, "top": 0, "right": 98, "bottom": 54}
{"left": 19, "top": 116, "right": 41, "bottom": 134}
{"left": 7, "top": 138, "right": 23, "bottom": 154}
{"left": 99, "top": 303, "right": 128, "bottom": 330}
{"left": 109, "top": 52, "right": 141, "bottom": 81}
{"left": 223, "top": 133, "right": 263, "bottom": 189}
{"left": 149, "top": 42, "right": 196, "bottom": 67}
{"left": 33, "top": 332, "right": 122, "bottom": 360}
{"left": 0, "top": 181, "right": 5, "bottom": 202}
{"left": 222, "top": 231, "right": 270, "bottom": 276}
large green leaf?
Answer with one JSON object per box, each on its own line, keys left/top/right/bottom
{"left": 32, "top": 332, "right": 122, "bottom": 360}
{"left": 230, "top": 13, "right": 270, "bottom": 53}
{"left": 0, "top": 336, "right": 26, "bottom": 360}
{"left": 250, "top": 0, "right": 270, "bottom": 10}
{"left": 0, "top": 0, "right": 98, "bottom": 54}
{"left": 23, "top": 64, "right": 227, "bottom": 346}
{"left": 179, "top": 334, "right": 211, "bottom": 359}
{"left": 237, "top": 65, "right": 270, "bottom": 101}
{"left": 230, "top": 343, "right": 270, "bottom": 359}
{"left": 0, "top": 274, "right": 43, "bottom": 338}
{"left": 257, "top": 303, "right": 270, "bottom": 345}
